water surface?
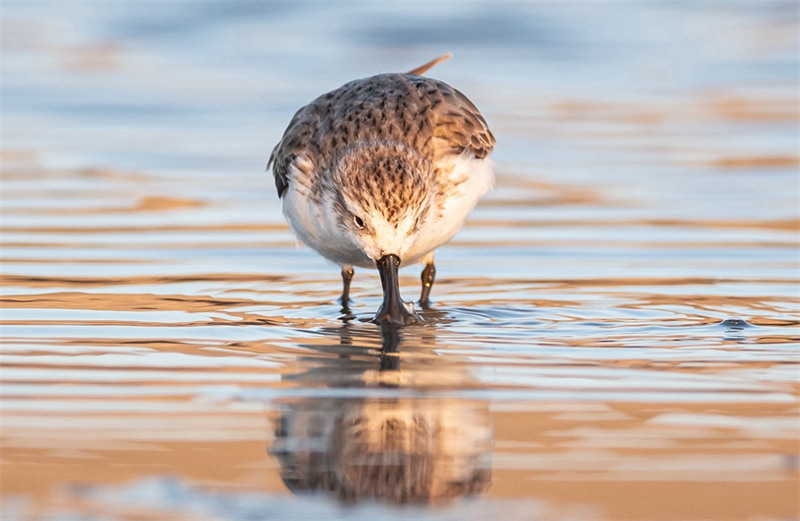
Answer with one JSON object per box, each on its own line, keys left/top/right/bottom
{"left": 2, "top": 2, "right": 798, "bottom": 520}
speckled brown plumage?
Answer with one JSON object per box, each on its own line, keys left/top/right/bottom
{"left": 268, "top": 73, "right": 495, "bottom": 199}
{"left": 268, "top": 58, "right": 496, "bottom": 325}
{"left": 324, "top": 140, "right": 434, "bottom": 226}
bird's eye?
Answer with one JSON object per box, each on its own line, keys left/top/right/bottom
{"left": 353, "top": 215, "right": 365, "bottom": 229}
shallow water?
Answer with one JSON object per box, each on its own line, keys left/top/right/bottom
{"left": 2, "top": 2, "right": 799, "bottom": 521}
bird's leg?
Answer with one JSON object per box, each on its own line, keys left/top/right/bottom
{"left": 340, "top": 266, "right": 354, "bottom": 307}
{"left": 419, "top": 256, "right": 436, "bottom": 309}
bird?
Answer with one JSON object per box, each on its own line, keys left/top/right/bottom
{"left": 268, "top": 54, "right": 495, "bottom": 326}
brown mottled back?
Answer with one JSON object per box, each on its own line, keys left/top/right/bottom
{"left": 269, "top": 73, "right": 495, "bottom": 198}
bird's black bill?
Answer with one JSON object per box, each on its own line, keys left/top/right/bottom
{"left": 374, "top": 254, "right": 418, "bottom": 326}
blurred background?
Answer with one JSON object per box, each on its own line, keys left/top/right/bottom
{"left": 2, "top": 2, "right": 798, "bottom": 521}
{"left": 5, "top": 2, "right": 797, "bottom": 174}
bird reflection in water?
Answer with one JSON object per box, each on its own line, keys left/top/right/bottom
{"left": 269, "top": 324, "right": 492, "bottom": 505}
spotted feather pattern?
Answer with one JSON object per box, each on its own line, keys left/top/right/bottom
{"left": 268, "top": 73, "right": 495, "bottom": 198}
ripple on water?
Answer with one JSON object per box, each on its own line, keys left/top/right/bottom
{"left": 2, "top": 2, "right": 799, "bottom": 520}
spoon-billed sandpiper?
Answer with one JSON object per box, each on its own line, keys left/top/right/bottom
{"left": 269, "top": 54, "right": 495, "bottom": 325}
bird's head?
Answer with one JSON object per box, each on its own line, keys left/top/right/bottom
{"left": 328, "top": 141, "right": 436, "bottom": 264}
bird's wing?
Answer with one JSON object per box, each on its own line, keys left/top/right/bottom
{"left": 422, "top": 78, "right": 496, "bottom": 161}
{"left": 268, "top": 71, "right": 495, "bottom": 197}
{"left": 268, "top": 104, "right": 320, "bottom": 198}
{"left": 407, "top": 53, "right": 494, "bottom": 160}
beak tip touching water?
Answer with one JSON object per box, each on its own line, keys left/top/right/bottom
{"left": 374, "top": 254, "right": 419, "bottom": 326}
{"left": 373, "top": 304, "right": 418, "bottom": 327}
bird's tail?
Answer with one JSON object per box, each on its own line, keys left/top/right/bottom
{"left": 407, "top": 53, "right": 452, "bottom": 76}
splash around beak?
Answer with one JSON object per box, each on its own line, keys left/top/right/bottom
{"left": 374, "top": 254, "right": 418, "bottom": 326}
